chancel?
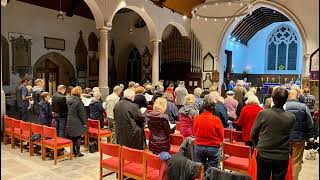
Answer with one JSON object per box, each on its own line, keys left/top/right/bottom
{"left": 1, "top": 0, "right": 319, "bottom": 179}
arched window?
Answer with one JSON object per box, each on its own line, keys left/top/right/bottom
{"left": 267, "top": 25, "right": 299, "bottom": 71}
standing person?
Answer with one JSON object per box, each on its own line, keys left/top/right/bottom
{"left": 285, "top": 89, "right": 314, "bottom": 180}
{"left": 178, "top": 94, "right": 199, "bottom": 138}
{"left": 119, "top": 84, "right": 124, "bottom": 97}
{"left": 211, "top": 92, "right": 228, "bottom": 128}
{"left": 162, "top": 92, "right": 179, "bottom": 124}
{"left": 233, "top": 80, "right": 247, "bottom": 103}
{"left": 66, "top": 86, "right": 74, "bottom": 96}
{"left": 264, "top": 87, "right": 274, "bottom": 109}
{"left": 151, "top": 84, "right": 164, "bottom": 106}
{"left": 16, "top": 78, "right": 31, "bottom": 121}
{"left": 133, "top": 86, "right": 148, "bottom": 108}
{"left": 52, "top": 85, "right": 68, "bottom": 137}
{"left": 128, "top": 81, "right": 136, "bottom": 91}
{"left": 66, "top": 86, "right": 87, "bottom": 157}
{"left": 291, "top": 85, "right": 306, "bottom": 103}
{"left": 175, "top": 81, "right": 188, "bottom": 110}
{"left": 224, "top": 91, "right": 238, "bottom": 121}
{"left": 31, "top": 79, "right": 44, "bottom": 118}
{"left": 38, "top": 92, "right": 52, "bottom": 127}
{"left": 147, "top": 97, "right": 175, "bottom": 154}
{"left": 227, "top": 80, "right": 235, "bottom": 91}
{"left": 236, "top": 95, "right": 262, "bottom": 148}
{"left": 193, "top": 87, "right": 203, "bottom": 113}
{"left": 105, "top": 86, "right": 121, "bottom": 139}
{"left": 165, "top": 83, "right": 176, "bottom": 103}
{"left": 113, "top": 89, "right": 146, "bottom": 150}
{"left": 303, "top": 88, "right": 316, "bottom": 115}
{"left": 193, "top": 94, "right": 224, "bottom": 170}
{"left": 251, "top": 87, "right": 295, "bottom": 180}
{"left": 89, "top": 91, "right": 105, "bottom": 128}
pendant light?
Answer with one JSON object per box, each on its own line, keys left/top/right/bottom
{"left": 57, "top": 0, "right": 64, "bottom": 20}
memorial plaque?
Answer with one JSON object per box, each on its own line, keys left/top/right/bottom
{"left": 44, "top": 37, "right": 65, "bottom": 50}
{"left": 212, "top": 70, "right": 219, "bottom": 82}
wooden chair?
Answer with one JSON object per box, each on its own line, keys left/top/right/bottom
{"left": 100, "top": 142, "right": 121, "bottom": 180}
{"left": 169, "top": 134, "right": 184, "bottom": 155}
{"left": 42, "top": 126, "right": 73, "bottom": 165}
{"left": 144, "top": 151, "right": 160, "bottom": 180}
{"left": 224, "top": 128, "right": 232, "bottom": 143}
{"left": 87, "top": 119, "right": 112, "bottom": 152}
{"left": 11, "top": 119, "right": 21, "bottom": 149}
{"left": 30, "top": 123, "right": 43, "bottom": 156}
{"left": 3, "top": 116, "right": 13, "bottom": 145}
{"left": 120, "top": 146, "right": 145, "bottom": 180}
{"left": 231, "top": 130, "right": 245, "bottom": 146}
{"left": 222, "top": 142, "right": 251, "bottom": 174}
{"left": 19, "top": 121, "right": 31, "bottom": 153}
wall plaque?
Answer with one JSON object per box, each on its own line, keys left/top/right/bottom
{"left": 212, "top": 70, "right": 220, "bottom": 82}
{"left": 44, "top": 37, "right": 65, "bottom": 50}
{"left": 203, "top": 53, "right": 214, "bottom": 72}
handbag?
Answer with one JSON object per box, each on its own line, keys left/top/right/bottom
{"left": 89, "top": 140, "right": 98, "bottom": 153}
{"left": 31, "top": 134, "right": 41, "bottom": 142}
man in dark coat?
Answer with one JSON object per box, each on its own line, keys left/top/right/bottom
{"left": 52, "top": 85, "right": 68, "bottom": 137}
{"left": 114, "top": 89, "right": 146, "bottom": 150}
{"left": 31, "top": 79, "right": 44, "bottom": 118}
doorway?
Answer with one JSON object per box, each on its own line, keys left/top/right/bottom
{"left": 35, "top": 60, "right": 59, "bottom": 96}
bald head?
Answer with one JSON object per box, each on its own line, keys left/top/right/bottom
{"left": 57, "top": 85, "right": 66, "bottom": 94}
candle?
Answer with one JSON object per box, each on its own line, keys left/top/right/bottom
{"left": 278, "top": 76, "right": 281, "bottom": 84}
{"left": 266, "top": 77, "right": 269, "bottom": 83}
{"left": 261, "top": 77, "right": 264, "bottom": 82}
{"left": 272, "top": 78, "right": 275, "bottom": 82}
{"left": 285, "top": 78, "right": 287, "bottom": 84}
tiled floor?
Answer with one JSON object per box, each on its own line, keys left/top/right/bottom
{"left": 1, "top": 143, "right": 319, "bottom": 180}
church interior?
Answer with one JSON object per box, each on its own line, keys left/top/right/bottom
{"left": 1, "top": 0, "right": 319, "bottom": 179}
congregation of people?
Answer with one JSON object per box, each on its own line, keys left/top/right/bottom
{"left": 15, "top": 76, "right": 319, "bottom": 180}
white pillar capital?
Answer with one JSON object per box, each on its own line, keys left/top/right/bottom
{"left": 151, "top": 39, "right": 161, "bottom": 44}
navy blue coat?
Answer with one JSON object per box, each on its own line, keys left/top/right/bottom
{"left": 215, "top": 102, "right": 228, "bottom": 127}
{"left": 89, "top": 99, "right": 104, "bottom": 123}
{"left": 38, "top": 100, "right": 52, "bottom": 126}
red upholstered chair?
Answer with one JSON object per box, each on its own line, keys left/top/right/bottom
{"left": 19, "top": 121, "right": 31, "bottom": 153}
{"left": 222, "top": 142, "right": 251, "bottom": 174}
{"left": 3, "top": 116, "right": 13, "bottom": 145}
{"left": 42, "top": 126, "right": 73, "bottom": 165}
{"left": 87, "top": 119, "right": 113, "bottom": 152}
{"left": 144, "top": 151, "right": 160, "bottom": 180}
{"left": 51, "top": 112, "right": 55, "bottom": 127}
{"left": 169, "top": 134, "right": 183, "bottom": 155}
{"left": 120, "top": 146, "right": 145, "bottom": 180}
{"left": 30, "top": 123, "right": 43, "bottom": 156}
{"left": 231, "top": 130, "right": 245, "bottom": 146}
{"left": 11, "top": 119, "right": 21, "bottom": 149}
{"left": 176, "top": 121, "right": 181, "bottom": 131}
{"left": 100, "top": 142, "right": 121, "bottom": 180}
{"left": 224, "top": 128, "right": 232, "bottom": 143}
{"left": 144, "top": 129, "right": 150, "bottom": 141}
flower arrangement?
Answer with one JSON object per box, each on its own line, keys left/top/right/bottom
{"left": 278, "top": 64, "right": 285, "bottom": 70}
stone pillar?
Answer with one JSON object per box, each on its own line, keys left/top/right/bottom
{"left": 1, "top": 40, "right": 6, "bottom": 132}
{"left": 151, "top": 40, "right": 160, "bottom": 84}
{"left": 99, "top": 26, "right": 110, "bottom": 100}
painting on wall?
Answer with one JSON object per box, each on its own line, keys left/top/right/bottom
{"left": 203, "top": 73, "right": 212, "bottom": 89}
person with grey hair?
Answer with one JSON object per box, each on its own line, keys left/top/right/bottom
{"left": 233, "top": 80, "right": 247, "bottom": 103}
{"left": 193, "top": 93, "right": 224, "bottom": 169}
{"left": 210, "top": 92, "right": 228, "bottom": 128}
{"left": 224, "top": 90, "right": 238, "bottom": 121}
{"left": 128, "top": 81, "right": 136, "bottom": 91}
{"left": 175, "top": 81, "right": 188, "bottom": 109}
{"left": 113, "top": 89, "right": 146, "bottom": 150}
{"left": 251, "top": 87, "right": 295, "bottom": 180}
{"left": 89, "top": 91, "right": 105, "bottom": 129}
{"left": 193, "top": 87, "right": 203, "bottom": 112}
{"left": 119, "top": 84, "right": 125, "bottom": 97}
{"left": 105, "top": 86, "right": 121, "bottom": 140}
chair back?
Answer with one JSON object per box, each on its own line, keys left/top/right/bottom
{"left": 147, "top": 105, "right": 153, "bottom": 111}
{"left": 144, "top": 129, "right": 150, "bottom": 140}
{"left": 224, "top": 128, "right": 232, "bottom": 141}
{"left": 43, "top": 126, "right": 56, "bottom": 139}
{"left": 121, "top": 146, "right": 144, "bottom": 164}
{"left": 222, "top": 142, "right": 251, "bottom": 158}
{"left": 231, "top": 130, "right": 243, "bottom": 142}
{"left": 20, "top": 121, "right": 30, "bottom": 135}
{"left": 144, "top": 151, "right": 160, "bottom": 170}
{"left": 31, "top": 123, "right": 42, "bottom": 135}
{"left": 169, "top": 134, "right": 184, "bottom": 146}
{"left": 101, "top": 142, "right": 121, "bottom": 157}
{"left": 12, "top": 119, "right": 21, "bottom": 130}
{"left": 176, "top": 121, "right": 181, "bottom": 131}
{"left": 3, "top": 116, "right": 13, "bottom": 130}
{"left": 88, "top": 118, "right": 100, "bottom": 130}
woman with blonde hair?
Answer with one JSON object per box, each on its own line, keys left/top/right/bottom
{"left": 147, "top": 97, "right": 175, "bottom": 154}
{"left": 237, "top": 95, "right": 263, "bottom": 148}
{"left": 178, "top": 94, "right": 199, "bottom": 137}
{"left": 66, "top": 86, "right": 87, "bottom": 157}
{"left": 162, "top": 92, "right": 179, "bottom": 123}
{"left": 133, "top": 86, "right": 147, "bottom": 108}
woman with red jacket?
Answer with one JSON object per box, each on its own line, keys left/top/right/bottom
{"left": 237, "top": 95, "right": 263, "bottom": 147}
{"left": 193, "top": 93, "right": 224, "bottom": 169}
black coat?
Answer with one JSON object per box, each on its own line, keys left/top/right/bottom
{"left": 66, "top": 96, "right": 87, "bottom": 137}
{"left": 133, "top": 94, "right": 148, "bottom": 108}
{"left": 52, "top": 92, "right": 68, "bottom": 117}
{"left": 114, "top": 98, "right": 146, "bottom": 150}
{"left": 204, "top": 167, "right": 252, "bottom": 180}
{"left": 38, "top": 100, "right": 52, "bottom": 126}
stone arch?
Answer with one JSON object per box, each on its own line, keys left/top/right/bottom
{"left": 161, "top": 22, "right": 189, "bottom": 38}
{"left": 217, "top": 0, "right": 308, "bottom": 69}
{"left": 83, "top": 0, "right": 104, "bottom": 28}
{"left": 1, "top": 35, "right": 10, "bottom": 85}
{"left": 34, "top": 52, "right": 75, "bottom": 86}
{"left": 108, "top": 2, "right": 158, "bottom": 41}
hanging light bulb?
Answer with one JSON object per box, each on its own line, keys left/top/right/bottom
{"left": 57, "top": 0, "right": 64, "bottom": 21}
{"left": 225, "top": 18, "right": 228, "bottom": 21}
{"left": 204, "top": 4, "right": 207, "bottom": 8}
{"left": 228, "top": 2, "right": 232, "bottom": 6}
{"left": 205, "top": 18, "right": 207, "bottom": 22}
{"left": 240, "top": 3, "right": 244, "bottom": 7}
{"left": 197, "top": 16, "right": 200, "bottom": 20}
{"left": 214, "top": 18, "right": 217, "bottom": 22}
{"left": 215, "top": 3, "right": 218, "bottom": 6}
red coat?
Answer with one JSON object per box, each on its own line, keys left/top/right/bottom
{"left": 237, "top": 104, "right": 263, "bottom": 142}
{"left": 193, "top": 111, "right": 224, "bottom": 147}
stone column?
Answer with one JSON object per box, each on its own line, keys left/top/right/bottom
{"left": 1, "top": 40, "right": 6, "bottom": 132}
{"left": 151, "top": 40, "right": 160, "bottom": 84}
{"left": 99, "top": 26, "right": 110, "bottom": 100}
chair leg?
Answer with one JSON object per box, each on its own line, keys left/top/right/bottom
{"left": 100, "top": 164, "right": 103, "bottom": 180}
{"left": 70, "top": 144, "right": 73, "bottom": 160}
{"left": 110, "top": 135, "right": 113, "bottom": 144}
{"left": 98, "top": 138, "right": 101, "bottom": 152}
{"left": 54, "top": 148, "right": 57, "bottom": 165}
{"left": 20, "top": 139, "right": 23, "bottom": 153}
{"left": 30, "top": 142, "right": 34, "bottom": 156}
{"left": 11, "top": 136, "right": 14, "bottom": 149}
{"left": 42, "top": 146, "right": 46, "bottom": 160}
